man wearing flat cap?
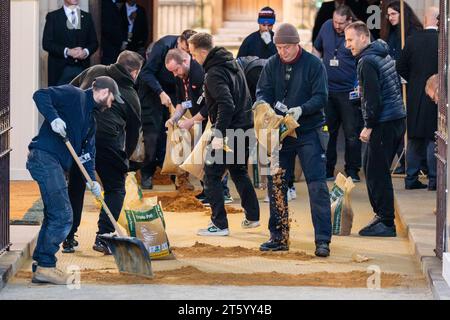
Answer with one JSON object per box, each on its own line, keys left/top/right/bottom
{"left": 256, "top": 23, "right": 332, "bottom": 257}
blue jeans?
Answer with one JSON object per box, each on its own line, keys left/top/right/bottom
{"left": 26, "top": 149, "right": 73, "bottom": 268}
{"left": 268, "top": 129, "right": 332, "bottom": 244}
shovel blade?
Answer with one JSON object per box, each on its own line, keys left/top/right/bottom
{"left": 99, "top": 234, "right": 153, "bottom": 278}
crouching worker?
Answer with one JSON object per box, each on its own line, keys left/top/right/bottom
{"left": 26, "top": 76, "right": 119, "bottom": 285}
{"left": 256, "top": 23, "right": 332, "bottom": 257}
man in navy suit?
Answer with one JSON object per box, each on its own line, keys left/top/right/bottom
{"left": 43, "top": 0, "right": 98, "bottom": 86}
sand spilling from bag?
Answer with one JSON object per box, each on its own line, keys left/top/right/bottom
{"left": 172, "top": 242, "right": 313, "bottom": 260}
{"left": 15, "top": 267, "right": 416, "bottom": 288}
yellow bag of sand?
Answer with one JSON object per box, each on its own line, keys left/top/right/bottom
{"left": 117, "top": 172, "right": 144, "bottom": 233}
{"left": 179, "top": 121, "right": 213, "bottom": 181}
{"left": 329, "top": 172, "right": 355, "bottom": 236}
{"left": 253, "top": 102, "right": 299, "bottom": 155}
{"left": 124, "top": 199, "right": 174, "bottom": 260}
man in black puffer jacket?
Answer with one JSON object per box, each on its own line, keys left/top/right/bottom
{"left": 187, "top": 33, "right": 260, "bottom": 236}
{"left": 345, "top": 21, "right": 406, "bottom": 237}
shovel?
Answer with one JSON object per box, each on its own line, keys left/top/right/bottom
{"left": 64, "top": 138, "right": 153, "bottom": 278}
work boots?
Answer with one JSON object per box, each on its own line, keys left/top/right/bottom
{"left": 32, "top": 266, "right": 73, "bottom": 285}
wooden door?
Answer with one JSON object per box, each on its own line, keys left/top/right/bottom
{"left": 224, "top": 0, "right": 282, "bottom": 21}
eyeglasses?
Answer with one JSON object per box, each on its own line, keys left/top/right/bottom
{"left": 386, "top": 12, "right": 399, "bottom": 19}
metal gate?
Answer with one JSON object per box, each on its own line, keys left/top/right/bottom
{"left": 436, "top": 0, "right": 448, "bottom": 259}
{"left": 0, "top": 0, "right": 11, "bottom": 255}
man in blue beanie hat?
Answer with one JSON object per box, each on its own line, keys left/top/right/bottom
{"left": 237, "top": 6, "right": 277, "bottom": 59}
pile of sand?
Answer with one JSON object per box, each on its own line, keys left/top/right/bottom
{"left": 15, "top": 267, "right": 413, "bottom": 288}
{"left": 144, "top": 191, "right": 208, "bottom": 212}
{"left": 172, "top": 242, "right": 313, "bottom": 261}
{"left": 135, "top": 167, "right": 173, "bottom": 186}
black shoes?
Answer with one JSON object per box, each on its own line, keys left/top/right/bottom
{"left": 346, "top": 172, "right": 361, "bottom": 183}
{"left": 405, "top": 180, "right": 428, "bottom": 190}
{"left": 62, "top": 236, "right": 78, "bottom": 254}
{"left": 259, "top": 239, "right": 289, "bottom": 252}
{"left": 93, "top": 235, "right": 112, "bottom": 255}
{"left": 428, "top": 183, "right": 436, "bottom": 191}
{"left": 315, "top": 242, "right": 330, "bottom": 257}
{"left": 359, "top": 216, "right": 397, "bottom": 237}
{"left": 141, "top": 176, "right": 153, "bottom": 190}
{"left": 259, "top": 239, "right": 331, "bottom": 257}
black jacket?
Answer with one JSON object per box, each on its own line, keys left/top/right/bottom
{"left": 236, "top": 56, "right": 267, "bottom": 102}
{"left": 138, "top": 35, "right": 178, "bottom": 129}
{"left": 120, "top": 3, "right": 148, "bottom": 54}
{"left": 256, "top": 48, "right": 328, "bottom": 133}
{"left": 175, "top": 59, "right": 208, "bottom": 119}
{"left": 43, "top": 7, "right": 98, "bottom": 86}
{"left": 203, "top": 47, "right": 253, "bottom": 136}
{"left": 101, "top": 0, "right": 128, "bottom": 65}
{"left": 71, "top": 63, "right": 141, "bottom": 172}
{"left": 357, "top": 40, "right": 406, "bottom": 128}
{"left": 237, "top": 31, "right": 277, "bottom": 59}
{"left": 397, "top": 29, "right": 438, "bottom": 139}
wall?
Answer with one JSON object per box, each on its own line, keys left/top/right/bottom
{"left": 10, "top": 0, "right": 40, "bottom": 180}
{"left": 10, "top": 0, "right": 90, "bottom": 180}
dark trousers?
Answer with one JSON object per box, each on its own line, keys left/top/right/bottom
{"left": 268, "top": 129, "right": 332, "bottom": 244}
{"left": 325, "top": 92, "right": 363, "bottom": 176}
{"left": 364, "top": 119, "right": 406, "bottom": 222}
{"left": 284, "top": 154, "right": 298, "bottom": 188}
{"left": 203, "top": 135, "right": 260, "bottom": 229}
{"left": 57, "top": 65, "right": 84, "bottom": 86}
{"left": 67, "top": 150, "right": 127, "bottom": 238}
{"left": 200, "top": 175, "right": 230, "bottom": 196}
{"left": 26, "top": 149, "right": 73, "bottom": 267}
{"left": 140, "top": 124, "right": 167, "bottom": 180}
{"left": 405, "top": 138, "right": 436, "bottom": 187}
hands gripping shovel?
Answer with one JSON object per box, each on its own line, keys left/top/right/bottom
{"left": 64, "top": 138, "right": 153, "bottom": 278}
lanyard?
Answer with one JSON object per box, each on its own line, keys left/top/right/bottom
{"left": 334, "top": 33, "right": 344, "bottom": 59}
{"left": 282, "top": 64, "right": 293, "bottom": 103}
{"left": 182, "top": 78, "right": 190, "bottom": 101}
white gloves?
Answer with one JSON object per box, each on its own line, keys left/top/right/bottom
{"left": 211, "top": 137, "right": 224, "bottom": 150}
{"left": 261, "top": 31, "right": 272, "bottom": 45}
{"left": 287, "top": 106, "right": 303, "bottom": 121}
{"left": 51, "top": 118, "right": 67, "bottom": 138}
{"left": 86, "top": 181, "right": 102, "bottom": 198}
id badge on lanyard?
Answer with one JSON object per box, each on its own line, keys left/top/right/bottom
{"left": 330, "top": 48, "right": 339, "bottom": 67}
{"left": 349, "top": 80, "right": 361, "bottom": 100}
{"left": 79, "top": 152, "right": 92, "bottom": 164}
{"left": 182, "top": 78, "right": 192, "bottom": 109}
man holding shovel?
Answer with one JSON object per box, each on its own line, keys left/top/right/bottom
{"left": 26, "top": 76, "right": 121, "bottom": 285}
{"left": 65, "top": 50, "right": 144, "bottom": 254}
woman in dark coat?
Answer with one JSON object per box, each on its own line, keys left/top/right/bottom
{"left": 380, "top": 0, "right": 423, "bottom": 174}
{"left": 380, "top": 0, "right": 423, "bottom": 61}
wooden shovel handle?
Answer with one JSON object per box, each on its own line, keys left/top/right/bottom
{"left": 64, "top": 139, "right": 125, "bottom": 237}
